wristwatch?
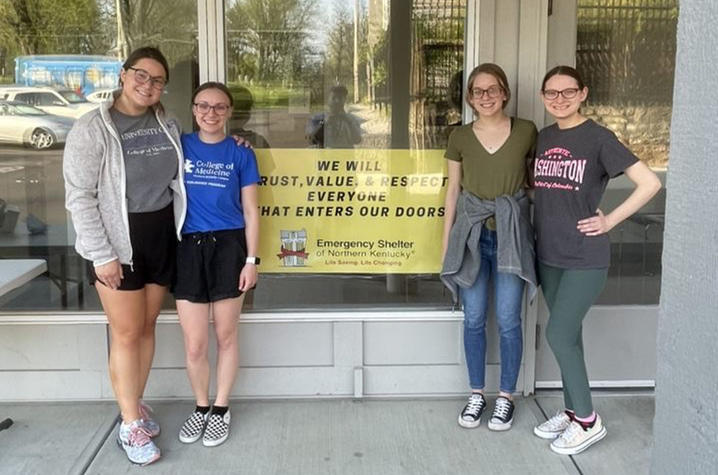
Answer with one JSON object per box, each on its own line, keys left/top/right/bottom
{"left": 245, "top": 256, "right": 261, "bottom": 265}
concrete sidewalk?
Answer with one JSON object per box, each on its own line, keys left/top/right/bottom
{"left": 0, "top": 392, "right": 653, "bottom": 475}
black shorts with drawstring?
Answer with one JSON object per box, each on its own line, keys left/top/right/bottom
{"left": 173, "top": 228, "right": 248, "bottom": 303}
{"left": 87, "top": 203, "right": 176, "bottom": 291}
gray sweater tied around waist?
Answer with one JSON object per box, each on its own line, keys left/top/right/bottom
{"left": 440, "top": 189, "right": 537, "bottom": 303}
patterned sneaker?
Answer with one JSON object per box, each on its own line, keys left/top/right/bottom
{"left": 457, "top": 393, "right": 486, "bottom": 429}
{"left": 179, "top": 409, "right": 208, "bottom": 444}
{"left": 550, "top": 414, "right": 607, "bottom": 455}
{"left": 534, "top": 410, "right": 573, "bottom": 440}
{"left": 117, "top": 419, "right": 161, "bottom": 466}
{"left": 487, "top": 396, "right": 515, "bottom": 431}
{"left": 203, "top": 409, "right": 231, "bottom": 447}
{"left": 139, "top": 400, "right": 160, "bottom": 437}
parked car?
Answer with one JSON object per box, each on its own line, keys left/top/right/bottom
{"left": 86, "top": 88, "right": 115, "bottom": 103}
{"left": 0, "top": 86, "right": 97, "bottom": 119}
{"left": 0, "top": 100, "right": 74, "bottom": 149}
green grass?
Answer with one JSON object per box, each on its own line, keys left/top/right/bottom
{"left": 227, "top": 82, "right": 312, "bottom": 109}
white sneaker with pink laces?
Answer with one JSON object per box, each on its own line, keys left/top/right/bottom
{"left": 117, "top": 419, "right": 161, "bottom": 466}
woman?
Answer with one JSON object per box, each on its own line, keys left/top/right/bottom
{"left": 64, "top": 46, "right": 184, "bottom": 466}
{"left": 441, "top": 63, "right": 537, "bottom": 431}
{"left": 174, "top": 82, "right": 259, "bottom": 447}
{"left": 531, "top": 65, "right": 661, "bottom": 455}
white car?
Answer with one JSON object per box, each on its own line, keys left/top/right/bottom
{"left": 0, "top": 100, "right": 74, "bottom": 149}
{"left": 0, "top": 86, "right": 97, "bottom": 119}
{"left": 86, "top": 89, "right": 115, "bottom": 103}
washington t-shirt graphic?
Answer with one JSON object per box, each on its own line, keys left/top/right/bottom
{"left": 533, "top": 147, "right": 587, "bottom": 191}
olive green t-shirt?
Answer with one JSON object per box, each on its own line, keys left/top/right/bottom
{"left": 445, "top": 118, "right": 537, "bottom": 228}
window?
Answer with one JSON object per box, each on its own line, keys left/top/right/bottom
{"left": 38, "top": 93, "right": 64, "bottom": 106}
{"left": 0, "top": 0, "right": 198, "bottom": 312}
{"left": 576, "top": 0, "right": 677, "bottom": 304}
{"left": 225, "top": 0, "right": 466, "bottom": 310}
{"left": 15, "top": 93, "right": 37, "bottom": 105}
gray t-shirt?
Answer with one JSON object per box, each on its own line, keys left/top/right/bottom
{"left": 110, "top": 108, "right": 178, "bottom": 212}
{"left": 533, "top": 119, "right": 638, "bottom": 269}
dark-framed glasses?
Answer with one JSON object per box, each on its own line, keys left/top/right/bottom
{"left": 471, "top": 85, "right": 504, "bottom": 99}
{"left": 542, "top": 88, "right": 580, "bottom": 100}
{"left": 193, "top": 102, "right": 231, "bottom": 115}
{"left": 127, "top": 67, "right": 167, "bottom": 90}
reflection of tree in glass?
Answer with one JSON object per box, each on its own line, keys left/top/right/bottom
{"left": 325, "top": 4, "right": 355, "bottom": 96}
{"left": 115, "top": 0, "right": 197, "bottom": 64}
{"left": 226, "top": 0, "right": 319, "bottom": 83}
{"left": 0, "top": 0, "right": 198, "bottom": 83}
{"left": 0, "top": 0, "right": 103, "bottom": 54}
{"left": 410, "top": 2, "right": 466, "bottom": 149}
{"left": 0, "top": 0, "right": 105, "bottom": 80}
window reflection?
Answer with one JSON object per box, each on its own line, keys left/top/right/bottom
{"left": 0, "top": 0, "right": 197, "bottom": 311}
{"left": 576, "top": 0, "right": 677, "bottom": 304}
{"left": 226, "top": 0, "right": 465, "bottom": 310}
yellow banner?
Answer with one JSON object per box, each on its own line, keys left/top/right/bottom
{"left": 257, "top": 149, "right": 447, "bottom": 273}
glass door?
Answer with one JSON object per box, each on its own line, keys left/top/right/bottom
{"left": 224, "top": 0, "right": 467, "bottom": 311}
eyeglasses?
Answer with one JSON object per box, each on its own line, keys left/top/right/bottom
{"left": 127, "top": 67, "right": 167, "bottom": 90}
{"left": 542, "top": 88, "right": 580, "bottom": 100}
{"left": 193, "top": 102, "right": 231, "bottom": 115}
{"left": 471, "top": 85, "right": 504, "bottom": 99}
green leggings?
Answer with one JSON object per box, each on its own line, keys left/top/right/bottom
{"left": 538, "top": 262, "right": 608, "bottom": 417}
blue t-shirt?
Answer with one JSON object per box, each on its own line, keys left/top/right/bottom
{"left": 181, "top": 133, "right": 260, "bottom": 233}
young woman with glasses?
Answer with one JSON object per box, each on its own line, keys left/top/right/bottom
{"left": 174, "top": 82, "right": 259, "bottom": 448}
{"left": 64, "top": 48, "right": 250, "bottom": 466}
{"left": 531, "top": 65, "right": 660, "bottom": 455}
{"left": 441, "top": 63, "right": 538, "bottom": 432}
{"left": 64, "top": 46, "right": 184, "bottom": 465}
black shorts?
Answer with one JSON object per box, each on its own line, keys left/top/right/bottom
{"left": 173, "top": 228, "right": 248, "bottom": 303}
{"left": 87, "top": 204, "right": 176, "bottom": 291}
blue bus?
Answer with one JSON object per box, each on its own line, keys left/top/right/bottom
{"left": 15, "top": 55, "right": 122, "bottom": 96}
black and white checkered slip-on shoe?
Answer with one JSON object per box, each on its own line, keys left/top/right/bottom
{"left": 179, "top": 409, "right": 208, "bottom": 444}
{"left": 203, "top": 409, "right": 231, "bottom": 447}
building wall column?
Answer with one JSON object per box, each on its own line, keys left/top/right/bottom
{"left": 652, "top": 0, "right": 718, "bottom": 472}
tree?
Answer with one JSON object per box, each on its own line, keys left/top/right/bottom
{"left": 0, "top": 0, "right": 108, "bottom": 82}
{"left": 0, "top": 0, "right": 103, "bottom": 55}
{"left": 324, "top": 2, "right": 369, "bottom": 103}
{"left": 226, "top": 0, "right": 319, "bottom": 83}
{"left": 325, "top": 4, "right": 353, "bottom": 89}
{"left": 116, "top": 0, "right": 198, "bottom": 66}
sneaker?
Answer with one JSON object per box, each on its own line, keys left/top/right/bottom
{"left": 550, "top": 414, "right": 607, "bottom": 455}
{"left": 487, "top": 396, "right": 514, "bottom": 431}
{"left": 117, "top": 419, "right": 161, "bottom": 466}
{"left": 179, "top": 409, "right": 208, "bottom": 444}
{"left": 457, "top": 393, "right": 486, "bottom": 428}
{"left": 203, "top": 409, "right": 231, "bottom": 447}
{"left": 139, "top": 400, "right": 160, "bottom": 437}
{"left": 534, "top": 410, "right": 573, "bottom": 440}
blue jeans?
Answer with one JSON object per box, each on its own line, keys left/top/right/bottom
{"left": 460, "top": 228, "right": 525, "bottom": 393}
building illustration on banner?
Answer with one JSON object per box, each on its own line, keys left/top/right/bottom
{"left": 279, "top": 229, "right": 308, "bottom": 267}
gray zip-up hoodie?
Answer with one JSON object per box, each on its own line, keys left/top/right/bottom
{"left": 440, "top": 189, "right": 537, "bottom": 303}
{"left": 63, "top": 93, "right": 187, "bottom": 267}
